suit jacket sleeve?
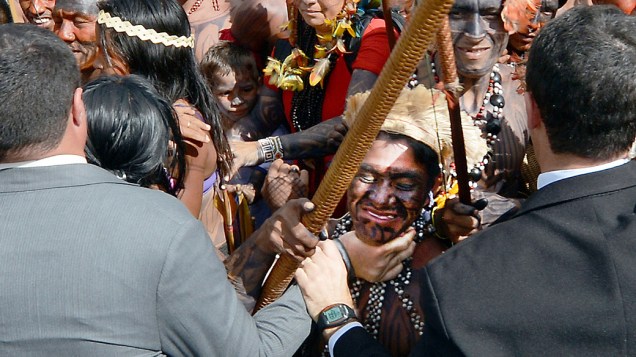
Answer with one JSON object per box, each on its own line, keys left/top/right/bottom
{"left": 155, "top": 219, "right": 311, "bottom": 356}
{"left": 332, "top": 325, "right": 391, "bottom": 357}
{"left": 418, "top": 267, "right": 465, "bottom": 357}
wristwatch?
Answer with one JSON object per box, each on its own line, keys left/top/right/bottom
{"left": 316, "top": 303, "right": 357, "bottom": 332}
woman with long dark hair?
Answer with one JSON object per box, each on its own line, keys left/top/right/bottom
{"left": 95, "top": 0, "right": 232, "bottom": 220}
{"left": 83, "top": 75, "right": 185, "bottom": 194}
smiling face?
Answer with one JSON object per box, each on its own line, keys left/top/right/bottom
{"left": 53, "top": 0, "right": 98, "bottom": 72}
{"left": 295, "top": 0, "right": 344, "bottom": 34}
{"left": 20, "top": 0, "right": 56, "bottom": 30}
{"left": 347, "top": 136, "right": 431, "bottom": 245}
{"left": 449, "top": 0, "right": 508, "bottom": 79}
{"left": 212, "top": 70, "right": 259, "bottom": 125}
{"left": 508, "top": 0, "right": 559, "bottom": 53}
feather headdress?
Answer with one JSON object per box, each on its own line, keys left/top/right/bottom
{"left": 344, "top": 85, "right": 487, "bottom": 170}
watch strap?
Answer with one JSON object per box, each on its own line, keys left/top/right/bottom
{"left": 316, "top": 303, "right": 357, "bottom": 332}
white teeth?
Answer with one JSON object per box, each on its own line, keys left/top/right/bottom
{"left": 33, "top": 18, "right": 51, "bottom": 25}
{"left": 368, "top": 211, "right": 395, "bottom": 220}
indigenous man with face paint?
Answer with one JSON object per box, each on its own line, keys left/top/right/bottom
{"left": 501, "top": 0, "right": 565, "bottom": 65}
{"left": 52, "top": 0, "right": 100, "bottom": 82}
{"left": 415, "top": 0, "right": 535, "bottom": 241}
{"left": 293, "top": 85, "right": 487, "bottom": 356}
{"left": 296, "top": 5, "right": 636, "bottom": 356}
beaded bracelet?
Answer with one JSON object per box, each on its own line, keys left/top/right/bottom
{"left": 257, "top": 136, "right": 284, "bottom": 163}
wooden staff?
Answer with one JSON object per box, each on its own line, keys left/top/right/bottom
{"left": 435, "top": 16, "right": 472, "bottom": 205}
{"left": 381, "top": 0, "right": 397, "bottom": 50}
{"left": 6, "top": 0, "right": 20, "bottom": 23}
{"left": 253, "top": 0, "right": 455, "bottom": 313}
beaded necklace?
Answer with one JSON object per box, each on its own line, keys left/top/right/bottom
{"left": 430, "top": 60, "right": 504, "bottom": 189}
{"left": 328, "top": 211, "right": 434, "bottom": 348}
{"left": 289, "top": 20, "right": 336, "bottom": 131}
{"left": 264, "top": 1, "right": 358, "bottom": 131}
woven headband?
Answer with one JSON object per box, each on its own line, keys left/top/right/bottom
{"left": 97, "top": 10, "right": 195, "bottom": 49}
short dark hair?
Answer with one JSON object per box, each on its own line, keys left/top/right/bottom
{"left": 0, "top": 24, "right": 80, "bottom": 161}
{"left": 200, "top": 40, "right": 260, "bottom": 91}
{"left": 526, "top": 6, "right": 636, "bottom": 160}
{"left": 96, "top": 0, "right": 233, "bottom": 177}
{"left": 83, "top": 75, "right": 185, "bottom": 194}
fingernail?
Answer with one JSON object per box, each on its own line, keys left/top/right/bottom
{"left": 303, "top": 201, "right": 315, "bottom": 211}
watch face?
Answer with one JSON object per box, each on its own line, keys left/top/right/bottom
{"left": 324, "top": 307, "right": 345, "bottom": 323}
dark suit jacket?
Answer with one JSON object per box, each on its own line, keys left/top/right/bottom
{"left": 0, "top": 164, "right": 310, "bottom": 356}
{"left": 334, "top": 160, "right": 636, "bottom": 356}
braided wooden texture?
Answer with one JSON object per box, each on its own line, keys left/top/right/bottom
{"left": 253, "top": 0, "right": 455, "bottom": 313}
{"left": 436, "top": 16, "right": 459, "bottom": 89}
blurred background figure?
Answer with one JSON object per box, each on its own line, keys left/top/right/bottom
{"left": 20, "top": 0, "right": 55, "bottom": 30}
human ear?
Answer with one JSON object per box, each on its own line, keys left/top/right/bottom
{"left": 71, "top": 87, "right": 86, "bottom": 129}
{"left": 525, "top": 92, "right": 542, "bottom": 130}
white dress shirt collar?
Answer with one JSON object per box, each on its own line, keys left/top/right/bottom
{"left": 0, "top": 155, "right": 87, "bottom": 170}
{"left": 537, "top": 158, "right": 630, "bottom": 190}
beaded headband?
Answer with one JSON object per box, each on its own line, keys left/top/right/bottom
{"left": 97, "top": 10, "right": 195, "bottom": 49}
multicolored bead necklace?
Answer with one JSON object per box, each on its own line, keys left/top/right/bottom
{"left": 430, "top": 60, "right": 504, "bottom": 188}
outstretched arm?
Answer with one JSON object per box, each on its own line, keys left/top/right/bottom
{"left": 230, "top": 69, "right": 378, "bottom": 174}
{"left": 224, "top": 198, "right": 319, "bottom": 300}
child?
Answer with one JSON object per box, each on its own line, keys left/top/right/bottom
{"left": 201, "top": 40, "right": 288, "bottom": 230}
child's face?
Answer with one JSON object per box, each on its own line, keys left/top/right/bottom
{"left": 213, "top": 70, "right": 259, "bottom": 123}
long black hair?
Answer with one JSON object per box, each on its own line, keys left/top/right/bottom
{"left": 83, "top": 75, "right": 185, "bottom": 194}
{"left": 96, "top": 0, "right": 233, "bottom": 177}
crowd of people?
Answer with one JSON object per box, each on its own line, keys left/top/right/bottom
{"left": 1, "top": 0, "right": 635, "bottom": 355}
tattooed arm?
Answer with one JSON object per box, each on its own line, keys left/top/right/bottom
{"left": 230, "top": 69, "right": 379, "bottom": 172}
{"left": 224, "top": 198, "right": 319, "bottom": 302}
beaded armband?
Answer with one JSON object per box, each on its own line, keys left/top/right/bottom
{"left": 257, "top": 136, "right": 284, "bottom": 163}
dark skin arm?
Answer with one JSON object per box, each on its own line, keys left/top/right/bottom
{"left": 230, "top": 69, "right": 379, "bottom": 173}
{"left": 224, "top": 198, "right": 319, "bottom": 300}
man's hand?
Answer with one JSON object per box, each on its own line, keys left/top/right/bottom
{"left": 261, "top": 198, "right": 318, "bottom": 262}
{"left": 340, "top": 228, "right": 416, "bottom": 282}
{"left": 295, "top": 240, "right": 354, "bottom": 321}
{"left": 435, "top": 198, "right": 487, "bottom": 244}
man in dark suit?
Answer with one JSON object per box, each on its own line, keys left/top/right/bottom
{"left": 296, "top": 5, "right": 636, "bottom": 356}
{"left": 0, "top": 24, "right": 319, "bottom": 356}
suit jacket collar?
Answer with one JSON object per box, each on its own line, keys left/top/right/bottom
{"left": 0, "top": 163, "right": 135, "bottom": 193}
{"left": 515, "top": 160, "right": 636, "bottom": 218}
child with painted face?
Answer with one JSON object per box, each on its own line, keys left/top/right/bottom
{"left": 201, "top": 40, "right": 291, "bottom": 228}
